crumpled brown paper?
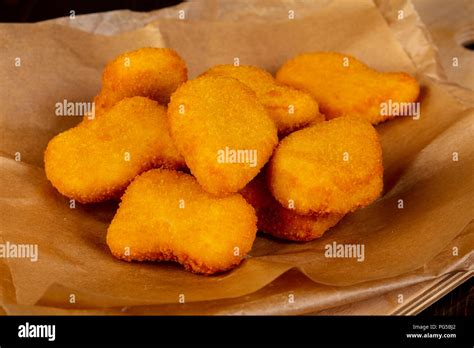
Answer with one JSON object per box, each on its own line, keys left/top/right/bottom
{"left": 0, "top": 0, "right": 473, "bottom": 314}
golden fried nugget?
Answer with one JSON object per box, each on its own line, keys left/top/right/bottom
{"left": 45, "top": 97, "right": 185, "bottom": 203}
{"left": 202, "top": 64, "right": 323, "bottom": 134}
{"left": 168, "top": 75, "right": 278, "bottom": 195}
{"left": 92, "top": 90, "right": 115, "bottom": 118}
{"left": 276, "top": 52, "right": 420, "bottom": 124}
{"left": 96, "top": 47, "right": 187, "bottom": 114}
{"left": 240, "top": 174, "right": 344, "bottom": 241}
{"left": 268, "top": 117, "right": 383, "bottom": 215}
{"left": 107, "top": 169, "right": 257, "bottom": 275}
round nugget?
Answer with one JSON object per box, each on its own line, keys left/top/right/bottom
{"left": 98, "top": 47, "right": 187, "bottom": 112}
{"left": 45, "top": 97, "right": 185, "bottom": 203}
{"left": 240, "top": 174, "right": 344, "bottom": 241}
{"left": 107, "top": 169, "right": 257, "bottom": 275}
{"left": 276, "top": 52, "right": 420, "bottom": 125}
{"left": 268, "top": 117, "right": 383, "bottom": 214}
{"left": 203, "top": 65, "right": 322, "bottom": 134}
{"left": 167, "top": 75, "right": 278, "bottom": 195}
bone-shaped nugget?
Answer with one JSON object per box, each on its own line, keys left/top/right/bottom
{"left": 167, "top": 75, "right": 278, "bottom": 196}
{"left": 276, "top": 52, "right": 420, "bottom": 124}
{"left": 107, "top": 169, "right": 257, "bottom": 275}
{"left": 45, "top": 97, "right": 184, "bottom": 203}
{"left": 202, "top": 65, "right": 323, "bottom": 134}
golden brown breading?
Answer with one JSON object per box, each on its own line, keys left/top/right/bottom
{"left": 240, "top": 174, "right": 344, "bottom": 241}
{"left": 92, "top": 90, "right": 115, "bottom": 118}
{"left": 45, "top": 97, "right": 185, "bottom": 203}
{"left": 268, "top": 117, "right": 383, "bottom": 215}
{"left": 107, "top": 169, "right": 257, "bottom": 275}
{"left": 276, "top": 52, "right": 420, "bottom": 125}
{"left": 202, "top": 65, "right": 323, "bottom": 134}
{"left": 94, "top": 47, "right": 187, "bottom": 115}
{"left": 167, "top": 75, "right": 278, "bottom": 196}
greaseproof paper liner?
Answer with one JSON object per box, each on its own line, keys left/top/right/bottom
{"left": 0, "top": 0, "right": 472, "bottom": 314}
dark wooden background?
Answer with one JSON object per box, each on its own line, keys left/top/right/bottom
{"left": 0, "top": 0, "right": 182, "bottom": 22}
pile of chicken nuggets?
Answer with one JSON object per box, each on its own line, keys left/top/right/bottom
{"left": 44, "top": 48, "right": 419, "bottom": 275}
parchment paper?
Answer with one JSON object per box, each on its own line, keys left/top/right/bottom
{"left": 0, "top": 0, "right": 472, "bottom": 314}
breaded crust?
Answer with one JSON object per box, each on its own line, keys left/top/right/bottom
{"left": 276, "top": 52, "right": 420, "bottom": 125}
{"left": 202, "top": 65, "right": 323, "bottom": 134}
{"left": 95, "top": 47, "right": 187, "bottom": 114}
{"left": 45, "top": 97, "right": 185, "bottom": 203}
{"left": 241, "top": 174, "right": 344, "bottom": 241}
{"left": 106, "top": 169, "right": 257, "bottom": 275}
{"left": 167, "top": 75, "right": 278, "bottom": 196}
{"left": 268, "top": 117, "right": 383, "bottom": 214}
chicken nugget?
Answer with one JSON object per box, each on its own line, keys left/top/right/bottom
{"left": 241, "top": 174, "right": 344, "bottom": 241}
{"left": 107, "top": 169, "right": 257, "bottom": 275}
{"left": 276, "top": 52, "right": 420, "bottom": 125}
{"left": 202, "top": 64, "right": 323, "bottom": 134}
{"left": 167, "top": 75, "right": 278, "bottom": 195}
{"left": 92, "top": 90, "right": 115, "bottom": 118}
{"left": 95, "top": 47, "right": 187, "bottom": 115}
{"left": 268, "top": 117, "right": 383, "bottom": 215}
{"left": 45, "top": 97, "right": 185, "bottom": 203}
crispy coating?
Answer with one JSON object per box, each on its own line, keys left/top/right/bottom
{"left": 167, "top": 75, "right": 278, "bottom": 196}
{"left": 276, "top": 52, "right": 420, "bottom": 125}
{"left": 95, "top": 47, "right": 187, "bottom": 115}
{"left": 107, "top": 169, "right": 257, "bottom": 275}
{"left": 92, "top": 90, "right": 115, "bottom": 118}
{"left": 268, "top": 117, "right": 383, "bottom": 214}
{"left": 240, "top": 174, "right": 344, "bottom": 241}
{"left": 202, "top": 64, "right": 323, "bottom": 134}
{"left": 45, "top": 97, "right": 185, "bottom": 203}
